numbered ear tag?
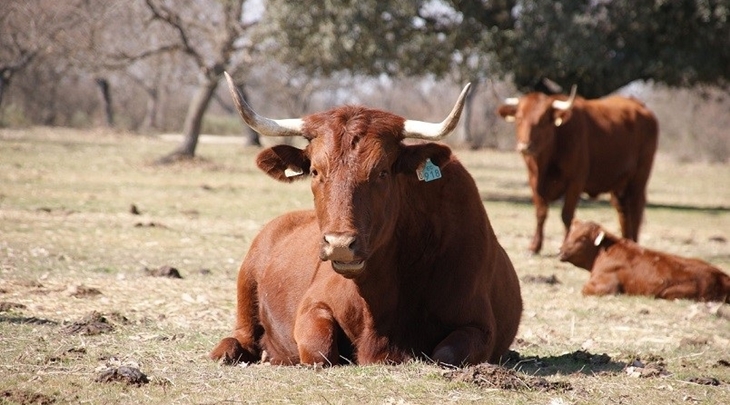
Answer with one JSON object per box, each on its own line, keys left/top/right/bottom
{"left": 416, "top": 159, "right": 442, "bottom": 182}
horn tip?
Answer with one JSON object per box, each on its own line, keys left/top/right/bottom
{"left": 462, "top": 82, "right": 472, "bottom": 96}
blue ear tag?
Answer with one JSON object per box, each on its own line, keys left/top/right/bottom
{"left": 416, "top": 159, "right": 442, "bottom": 182}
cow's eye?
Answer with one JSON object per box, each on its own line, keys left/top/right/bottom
{"left": 378, "top": 170, "right": 389, "bottom": 179}
{"left": 311, "top": 168, "right": 319, "bottom": 178}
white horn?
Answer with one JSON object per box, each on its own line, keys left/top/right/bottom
{"left": 552, "top": 84, "right": 577, "bottom": 111}
{"left": 224, "top": 72, "right": 304, "bottom": 137}
{"left": 403, "top": 83, "right": 471, "bottom": 140}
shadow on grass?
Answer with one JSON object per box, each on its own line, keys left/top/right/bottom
{"left": 502, "top": 350, "right": 627, "bottom": 377}
{"left": 0, "top": 315, "right": 59, "bottom": 326}
{"left": 481, "top": 192, "right": 730, "bottom": 213}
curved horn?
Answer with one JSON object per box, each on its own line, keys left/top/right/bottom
{"left": 224, "top": 72, "right": 304, "bottom": 137}
{"left": 403, "top": 83, "right": 471, "bottom": 140}
{"left": 552, "top": 84, "right": 577, "bottom": 111}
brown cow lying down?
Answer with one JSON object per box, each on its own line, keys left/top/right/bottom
{"left": 559, "top": 220, "right": 730, "bottom": 302}
{"left": 210, "top": 73, "right": 523, "bottom": 367}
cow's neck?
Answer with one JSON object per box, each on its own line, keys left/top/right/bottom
{"left": 353, "top": 179, "right": 450, "bottom": 325}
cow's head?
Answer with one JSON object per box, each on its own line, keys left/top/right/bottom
{"left": 225, "top": 73, "right": 469, "bottom": 278}
{"left": 497, "top": 85, "right": 577, "bottom": 156}
{"left": 558, "top": 219, "right": 605, "bottom": 270}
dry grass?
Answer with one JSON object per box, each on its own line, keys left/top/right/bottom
{"left": 1, "top": 127, "right": 729, "bottom": 404}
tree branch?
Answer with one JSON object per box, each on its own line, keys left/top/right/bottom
{"left": 109, "top": 44, "right": 182, "bottom": 67}
{"left": 144, "top": 0, "right": 206, "bottom": 68}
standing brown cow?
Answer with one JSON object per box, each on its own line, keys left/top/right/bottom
{"left": 559, "top": 220, "right": 730, "bottom": 302}
{"left": 210, "top": 73, "right": 523, "bottom": 367}
{"left": 497, "top": 87, "right": 659, "bottom": 254}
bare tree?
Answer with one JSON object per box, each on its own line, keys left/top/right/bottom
{"left": 143, "top": 0, "right": 258, "bottom": 162}
{"left": 0, "top": 1, "right": 81, "bottom": 111}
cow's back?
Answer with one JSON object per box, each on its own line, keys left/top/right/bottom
{"left": 576, "top": 96, "right": 659, "bottom": 195}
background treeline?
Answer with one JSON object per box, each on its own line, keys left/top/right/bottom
{"left": 1, "top": 0, "right": 728, "bottom": 162}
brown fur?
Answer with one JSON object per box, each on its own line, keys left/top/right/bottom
{"left": 498, "top": 93, "right": 659, "bottom": 254}
{"left": 559, "top": 220, "right": 730, "bottom": 302}
{"left": 210, "top": 106, "right": 523, "bottom": 366}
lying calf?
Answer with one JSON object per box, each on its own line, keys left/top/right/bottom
{"left": 559, "top": 220, "right": 730, "bottom": 302}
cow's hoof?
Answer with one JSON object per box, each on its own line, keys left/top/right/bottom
{"left": 210, "top": 337, "right": 257, "bottom": 365}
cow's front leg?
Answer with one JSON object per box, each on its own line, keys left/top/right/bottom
{"left": 210, "top": 334, "right": 260, "bottom": 365}
{"left": 294, "top": 302, "right": 340, "bottom": 366}
{"left": 431, "top": 326, "right": 492, "bottom": 366}
{"left": 561, "top": 188, "right": 582, "bottom": 237}
{"left": 530, "top": 196, "right": 549, "bottom": 254}
{"left": 582, "top": 272, "right": 621, "bottom": 296}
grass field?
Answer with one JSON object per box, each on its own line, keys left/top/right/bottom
{"left": 1, "top": 126, "right": 729, "bottom": 404}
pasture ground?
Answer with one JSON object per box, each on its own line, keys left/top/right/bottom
{"left": 1, "top": 127, "right": 729, "bottom": 404}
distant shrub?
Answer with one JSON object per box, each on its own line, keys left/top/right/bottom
{"left": 201, "top": 114, "right": 243, "bottom": 135}
{"left": 0, "top": 104, "right": 32, "bottom": 128}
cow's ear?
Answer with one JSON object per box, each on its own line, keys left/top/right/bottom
{"left": 553, "top": 109, "right": 573, "bottom": 127}
{"left": 256, "top": 145, "right": 310, "bottom": 183}
{"left": 497, "top": 105, "right": 517, "bottom": 122}
{"left": 395, "top": 143, "right": 452, "bottom": 175}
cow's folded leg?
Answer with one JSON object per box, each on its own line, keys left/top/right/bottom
{"left": 209, "top": 333, "right": 260, "bottom": 365}
{"left": 581, "top": 274, "right": 620, "bottom": 296}
{"left": 431, "top": 326, "right": 491, "bottom": 366}
{"left": 657, "top": 283, "right": 698, "bottom": 300}
{"left": 294, "top": 304, "right": 339, "bottom": 366}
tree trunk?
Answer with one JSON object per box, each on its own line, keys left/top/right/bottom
{"left": 243, "top": 126, "right": 261, "bottom": 147}
{"left": 0, "top": 69, "right": 10, "bottom": 109}
{"left": 95, "top": 78, "right": 114, "bottom": 127}
{"left": 213, "top": 81, "right": 260, "bottom": 146}
{"left": 140, "top": 87, "right": 159, "bottom": 132}
{"left": 158, "top": 76, "right": 219, "bottom": 163}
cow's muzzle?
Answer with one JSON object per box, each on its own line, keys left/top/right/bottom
{"left": 321, "top": 233, "right": 366, "bottom": 277}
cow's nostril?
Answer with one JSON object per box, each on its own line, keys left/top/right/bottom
{"left": 324, "top": 234, "right": 356, "bottom": 249}
{"left": 322, "top": 233, "right": 358, "bottom": 263}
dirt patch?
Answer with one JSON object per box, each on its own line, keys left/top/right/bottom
{"left": 686, "top": 376, "right": 722, "bottom": 386}
{"left": 64, "top": 284, "right": 102, "bottom": 298}
{"left": 1, "top": 389, "right": 56, "bottom": 405}
{"left": 570, "top": 349, "right": 611, "bottom": 365}
{"left": 624, "top": 356, "right": 670, "bottom": 378}
{"left": 144, "top": 265, "right": 183, "bottom": 279}
{"left": 129, "top": 204, "right": 142, "bottom": 215}
{"left": 45, "top": 347, "right": 87, "bottom": 364}
{"left": 444, "top": 364, "right": 572, "bottom": 392}
{"left": 134, "top": 221, "right": 169, "bottom": 229}
{"left": 95, "top": 366, "right": 149, "bottom": 386}
{"left": 522, "top": 274, "right": 561, "bottom": 285}
{"left": 0, "top": 302, "right": 27, "bottom": 311}
{"left": 0, "top": 315, "right": 58, "bottom": 326}
{"left": 60, "top": 311, "right": 117, "bottom": 335}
